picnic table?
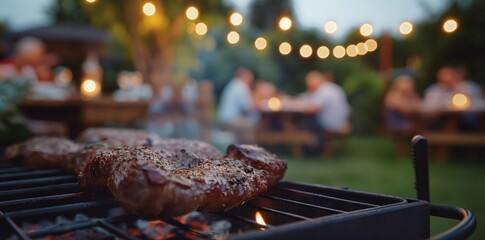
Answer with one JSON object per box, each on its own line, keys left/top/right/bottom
{"left": 19, "top": 94, "right": 150, "bottom": 138}
{"left": 414, "top": 100, "right": 485, "bottom": 161}
{"left": 254, "top": 109, "right": 317, "bottom": 157}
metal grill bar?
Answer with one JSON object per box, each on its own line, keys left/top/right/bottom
{"left": 258, "top": 194, "right": 345, "bottom": 214}
{"left": 0, "top": 183, "right": 79, "bottom": 201}
{"left": 0, "top": 193, "right": 84, "bottom": 210}
{"left": 0, "top": 169, "right": 66, "bottom": 181}
{"left": 215, "top": 212, "right": 273, "bottom": 229}
{"left": 4, "top": 199, "right": 118, "bottom": 219}
{"left": 98, "top": 219, "right": 140, "bottom": 240}
{"left": 162, "top": 218, "right": 212, "bottom": 239}
{"left": 0, "top": 166, "right": 30, "bottom": 174}
{"left": 0, "top": 175, "right": 77, "bottom": 190}
{"left": 244, "top": 202, "right": 311, "bottom": 221}
{"left": 270, "top": 186, "right": 379, "bottom": 210}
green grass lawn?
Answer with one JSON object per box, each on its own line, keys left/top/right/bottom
{"left": 281, "top": 136, "right": 484, "bottom": 239}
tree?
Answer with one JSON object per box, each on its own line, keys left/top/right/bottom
{"left": 49, "top": 0, "right": 232, "bottom": 88}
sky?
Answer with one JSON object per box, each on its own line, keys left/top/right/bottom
{"left": 0, "top": 0, "right": 447, "bottom": 39}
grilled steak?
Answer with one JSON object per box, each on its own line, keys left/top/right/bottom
{"left": 77, "top": 127, "right": 162, "bottom": 146}
{"left": 66, "top": 143, "right": 114, "bottom": 174}
{"left": 3, "top": 137, "right": 81, "bottom": 169}
{"left": 153, "top": 138, "right": 222, "bottom": 159}
{"left": 80, "top": 144, "right": 287, "bottom": 218}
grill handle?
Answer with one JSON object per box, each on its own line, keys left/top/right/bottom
{"left": 412, "top": 135, "right": 476, "bottom": 239}
{"left": 430, "top": 204, "right": 477, "bottom": 240}
{"left": 411, "top": 135, "right": 430, "bottom": 202}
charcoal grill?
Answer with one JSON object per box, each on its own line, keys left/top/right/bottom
{"left": 0, "top": 136, "right": 476, "bottom": 239}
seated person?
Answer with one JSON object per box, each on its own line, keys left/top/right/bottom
{"left": 424, "top": 66, "right": 483, "bottom": 131}
{"left": 304, "top": 71, "right": 350, "bottom": 133}
{"left": 217, "top": 67, "right": 255, "bottom": 143}
{"left": 0, "top": 37, "right": 52, "bottom": 81}
{"left": 384, "top": 75, "right": 421, "bottom": 133}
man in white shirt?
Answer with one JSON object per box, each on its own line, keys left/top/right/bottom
{"left": 305, "top": 71, "right": 350, "bottom": 132}
{"left": 217, "top": 67, "right": 255, "bottom": 142}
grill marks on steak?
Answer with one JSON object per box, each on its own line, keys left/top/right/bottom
{"left": 80, "top": 145, "right": 287, "bottom": 218}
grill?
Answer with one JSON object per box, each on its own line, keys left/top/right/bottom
{"left": 0, "top": 136, "right": 476, "bottom": 239}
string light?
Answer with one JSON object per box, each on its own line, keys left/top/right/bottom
{"left": 333, "top": 45, "right": 345, "bottom": 58}
{"left": 365, "top": 39, "right": 378, "bottom": 52}
{"left": 279, "top": 42, "right": 292, "bottom": 55}
{"left": 324, "top": 21, "right": 337, "bottom": 34}
{"left": 317, "top": 46, "right": 330, "bottom": 59}
{"left": 399, "top": 21, "right": 413, "bottom": 35}
{"left": 299, "top": 45, "right": 313, "bottom": 58}
{"left": 195, "top": 22, "right": 208, "bottom": 36}
{"left": 227, "top": 31, "right": 240, "bottom": 44}
{"left": 186, "top": 6, "right": 199, "bottom": 20}
{"left": 356, "top": 42, "right": 367, "bottom": 55}
{"left": 359, "top": 23, "right": 373, "bottom": 37}
{"left": 346, "top": 45, "right": 358, "bottom": 57}
{"left": 279, "top": 17, "right": 292, "bottom": 31}
{"left": 254, "top": 37, "right": 267, "bottom": 50}
{"left": 443, "top": 18, "right": 458, "bottom": 33}
{"left": 142, "top": 2, "right": 156, "bottom": 16}
{"left": 230, "top": 12, "right": 243, "bottom": 26}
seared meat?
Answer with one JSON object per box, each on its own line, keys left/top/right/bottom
{"left": 4, "top": 137, "right": 81, "bottom": 169}
{"left": 66, "top": 143, "right": 114, "bottom": 174}
{"left": 153, "top": 138, "right": 222, "bottom": 159}
{"left": 80, "top": 144, "right": 287, "bottom": 218}
{"left": 77, "top": 127, "right": 162, "bottom": 146}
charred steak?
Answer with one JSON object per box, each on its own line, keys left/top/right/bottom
{"left": 80, "top": 144, "right": 287, "bottom": 218}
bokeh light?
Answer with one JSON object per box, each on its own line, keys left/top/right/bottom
{"left": 317, "top": 46, "right": 330, "bottom": 59}
{"left": 324, "top": 21, "right": 338, "bottom": 34}
{"left": 142, "top": 2, "right": 156, "bottom": 16}
{"left": 279, "top": 42, "right": 292, "bottom": 55}
{"left": 185, "top": 6, "right": 199, "bottom": 20}
{"left": 279, "top": 17, "right": 292, "bottom": 31}
{"left": 227, "top": 31, "right": 240, "bottom": 44}
{"left": 195, "top": 22, "right": 208, "bottom": 36}
{"left": 364, "top": 39, "right": 378, "bottom": 52}
{"left": 356, "top": 42, "right": 368, "bottom": 55}
{"left": 299, "top": 44, "right": 313, "bottom": 58}
{"left": 399, "top": 21, "right": 413, "bottom": 35}
{"left": 443, "top": 18, "right": 458, "bottom": 33}
{"left": 359, "top": 23, "right": 373, "bottom": 37}
{"left": 346, "top": 44, "right": 358, "bottom": 57}
{"left": 268, "top": 97, "right": 282, "bottom": 111}
{"left": 452, "top": 93, "right": 470, "bottom": 109}
{"left": 254, "top": 37, "right": 267, "bottom": 50}
{"left": 333, "top": 45, "right": 345, "bottom": 58}
{"left": 85, "top": 0, "right": 96, "bottom": 3}
{"left": 230, "top": 12, "right": 243, "bottom": 26}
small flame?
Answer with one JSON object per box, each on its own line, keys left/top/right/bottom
{"left": 268, "top": 97, "right": 282, "bottom": 111}
{"left": 255, "top": 211, "right": 267, "bottom": 226}
{"left": 451, "top": 93, "right": 470, "bottom": 109}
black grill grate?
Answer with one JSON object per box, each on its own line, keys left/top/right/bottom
{"left": 0, "top": 161, "right": 416, "bottom": 240}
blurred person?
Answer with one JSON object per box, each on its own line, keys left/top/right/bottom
{"left": 454, "top": 67, "right": 482, "bottom": 100}
{"left": 384, "top": 75, "right": 421, "bottom": 132}
{"left": 305, "top": 71, "right": 350, "bottom": 133}
{"left": 217, "top": 67, "right": 255, "bottom": 143}
{"left": 423, "top": 66, "right": 457, "bottom": 109}
{"left": 252, "top": 80, "right": 276, "bottom": 110}
{"left": 0, "top": 37, "right": 52, "bottom": 81}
